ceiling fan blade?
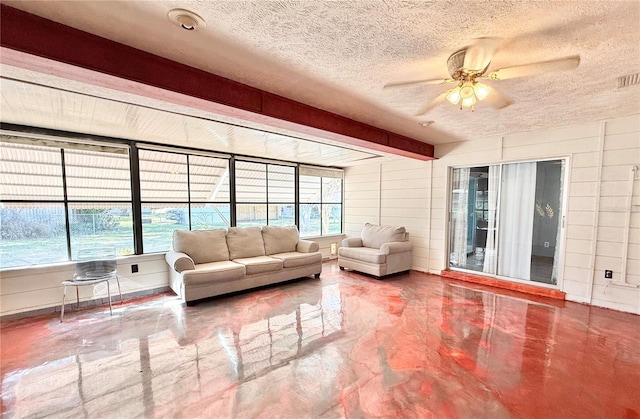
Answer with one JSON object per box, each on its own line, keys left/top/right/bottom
{"left": 487, "top": 55, "right": 580, "bottom": 80}
{"left": 463, "top": 37, "right": 502, "bottom": 72}
{"left": 483, "top": 86, "right": 513, "bottom": 109}
{"left": 384, "top": 78, "right": 453, "bottom": 89}
{"left": 415, "top": 90, "right": 449, "bottom": 116}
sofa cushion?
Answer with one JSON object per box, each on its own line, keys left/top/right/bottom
{"left": 181, "top": 260, "right": 245, "bottom": 286}
{"left": 361, "top": 223, "right": 406, "bottom": 249}
{"left": 233, "top": 256, "right": 283, "bottom": 275}
{"left": 226, "top": 227, "right": 266, "bottom": 260}
{"left": 262, "top": 225, "right": 299, "bottom": 255}
{"left": 338, "top": 246, "right": 386, "bottom": 264}
{"left": 173, "top": 229, "right": 229, "bottom": 264}
{"left": 271, "top": 251, "right": 322, "bottom": 268}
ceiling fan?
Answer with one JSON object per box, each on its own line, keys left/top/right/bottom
{"left": 384, "top": 38, "right": 580, "bottom": 115}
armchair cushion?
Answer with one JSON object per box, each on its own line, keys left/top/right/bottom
{"left": 338, "top": 247, "right": 386, "bottom": 264}
{"left": 173, "top": 229, "right": 229, "bottom": 264}
{"left": 226, "top": 227, "right": 266, "bottom": 260}
{"left": 342, "top": 237, "right": 363, "bottom": 248}
{"left": 361, "top": 223, "right": 407, "bottom": 249}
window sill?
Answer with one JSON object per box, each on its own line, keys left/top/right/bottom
{"left": 0, "top": 253, "right": 165, "bottom": 276}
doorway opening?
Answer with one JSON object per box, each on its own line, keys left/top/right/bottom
{"left": 449, "top": 160, "right": 564, "bottom": 285}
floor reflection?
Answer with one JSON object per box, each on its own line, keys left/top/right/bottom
{"left": 1, "top": 284, "right": 344, "bottom": 418}
{"left": 2, "top": 262, "right": 639, "bottom": 418}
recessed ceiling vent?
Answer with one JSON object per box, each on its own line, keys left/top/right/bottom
{"left": 617, "top": 73, "right": 640, "bottom": 88}
{"left": 168, "top": 9, "right": 206, "bottom": 31}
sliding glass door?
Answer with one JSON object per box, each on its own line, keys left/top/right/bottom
{"left": 448, "top": 160, "right": 564, "bottom": 285}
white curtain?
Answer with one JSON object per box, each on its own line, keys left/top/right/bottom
{"left": 497, "top": 162, "right": 537, "bottom": 280}
{"left": 483, "top": 165, "right": 500, "bottom": 274}
{"left": 450, "top": 168, "right": 470, "bottom": 267}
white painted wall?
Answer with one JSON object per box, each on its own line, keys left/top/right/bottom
{"left": 2, "top": 114, "right": 637, "bottom": 316}
{"left": 343, "top": 160, "right": 433, "bottom": 272}
{"left": 343, "top": 114, "right": 640, "bottom": 314}
{"left": 0, "top": 253, "right": 168, "bottom": 317}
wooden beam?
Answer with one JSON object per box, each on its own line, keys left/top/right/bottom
{"left": 0, "top": 5, "right": 434, "bottom": 160}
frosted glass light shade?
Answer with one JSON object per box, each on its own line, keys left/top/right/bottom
{"left": 461, "top": 95, "right": 477, "bottom": 107}
{"left": 474, "top": 82, "right": 492, "bottom": 101}
{"left": 446, "top": 88, "right": 461, "bottom": 105}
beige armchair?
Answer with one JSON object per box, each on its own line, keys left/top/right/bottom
{"left": 338, "top": 223, "right": 413, "bottom": 277}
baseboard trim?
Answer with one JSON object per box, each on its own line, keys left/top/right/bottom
{"left": 0, "top": 286, "right": 172, "bottom": 321}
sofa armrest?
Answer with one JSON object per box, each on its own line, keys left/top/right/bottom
{"left": 165, "top": 251, "right": 195, "bottom": 273}
{"left": 380, "top": 241, "right": 413, "bottom": 255}
{"left": 342, "top": 237, "right": 363, "bottom": 247}
{"left": 296, "top": 240, "right": 319, "bottom": 253}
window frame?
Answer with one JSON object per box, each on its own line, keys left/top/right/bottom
{"left": 137, "top": 147, "right": 232, "bottom": 254}
{"left": 0, "top": 132, "right": 344, "bottom": 269}
{"left": 298, "top": 166, "right": 343, "bottom": 238}
{"left": 0, "top": 137, "right": 134, "bottom": 267}
{"left": 234, "top": 159, "right": 296, "bottom": 228}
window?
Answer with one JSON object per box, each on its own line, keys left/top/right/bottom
{"left": 235, "top": 161, "right": 295, "bottom": 228}
{"left": 449, "top": 160, "right": 565, "bottom": 285}
{"left": 1, "top": 135, "right": 342, "bottom": 269}
{"left": 189, "top": 155, "right": 231, "bottom": 230}
{"left": 0, "top": 139, "right": 133, "bottom": 269}
{"left": 65, "top": 147, "right": 134, "bottom": 258}
{"left": 138, "top": 149, "right": 230, "bottom": 253}
{"left": 299, "top": 166, "right": 343, "bottom": 237}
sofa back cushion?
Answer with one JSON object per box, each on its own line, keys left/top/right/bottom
{"left": 173, "top": 229, "right": 229, "bottom": 264}
{"left": 361, "top": 223, "right": 407, "bottom": 248}
{"left": 262, "top": 225, "right": 299, "bottom": 255}
{"left": 226, "top": 227, "right": 266, "bottom": 260}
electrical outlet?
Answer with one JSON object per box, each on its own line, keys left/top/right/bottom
{"left": 330, "top": 243, "right": 337, "bottom": 256}
{"left": 604, "top": 270, "right": 612, "bottom": 279}
{"left": 131, "top": 264, "right": 139, "bottom": 273}
{"left": 544, "top": 242, "right": 550, "bottom": 248}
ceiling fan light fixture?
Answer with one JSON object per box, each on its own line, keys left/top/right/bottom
{"left": 474, "top": 82, "right": 492, "bottom": 101}
{"left": 446, "top": 88, "right": 461, "bottom": 105}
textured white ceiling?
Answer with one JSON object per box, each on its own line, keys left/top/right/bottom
{"left": 2, "top": 0, "right": 640, "bottom": 157}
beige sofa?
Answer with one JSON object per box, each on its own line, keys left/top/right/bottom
{"left": 165, "top": 225, "right": 322, "bottom": 304}
{"left": 338, "top": 223, "right": 413, "bottom": 277}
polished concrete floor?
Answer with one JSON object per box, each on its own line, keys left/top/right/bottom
{"left": 2, "top": 261, "right": 639, "bottom": 418}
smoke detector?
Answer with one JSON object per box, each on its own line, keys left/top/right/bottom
{"left": 168, "top": 9, "right": 206, "bottom": 31}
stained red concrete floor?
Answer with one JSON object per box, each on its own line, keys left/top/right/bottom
{"left": 2, "top": 261, "right": 639, "bottom": 418}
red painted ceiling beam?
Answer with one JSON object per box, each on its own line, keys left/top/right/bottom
{"left": 0, "top": 5, "right": 434, "bottom": 160}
